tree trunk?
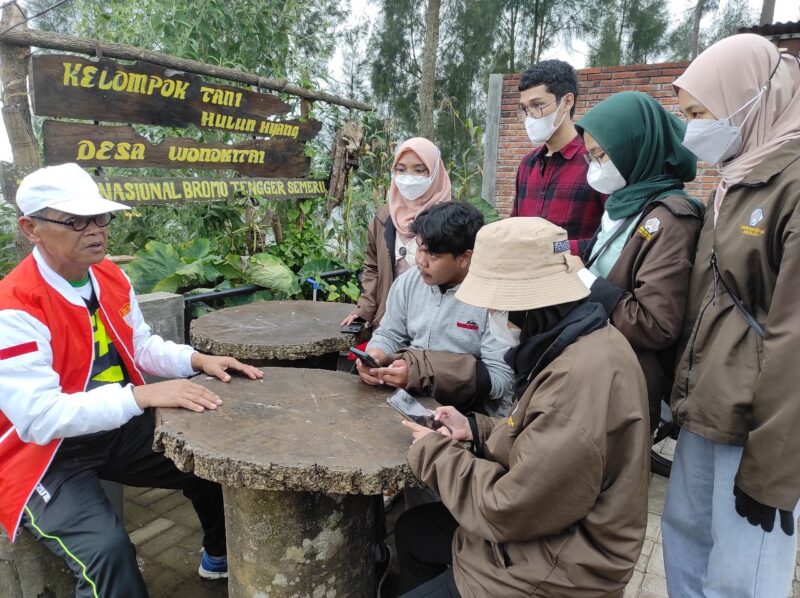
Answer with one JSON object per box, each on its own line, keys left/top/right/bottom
{"left": 418, "top": 0, "right": 441, "bottom": 141}
{"left": 0, "top": 4, "right": 38, "bottom": 261}
{"left": 759, "top": 0, "right": 775, "bottom": 25}
{"left": 530, "top": 0, "right": 541, "bottom": 64}
{"left": 690, "top": 0, "right": 706, "bottom": 59}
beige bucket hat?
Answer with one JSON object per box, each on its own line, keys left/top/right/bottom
{"left": 456, "top": 217, "right": 589, "bottom": 311}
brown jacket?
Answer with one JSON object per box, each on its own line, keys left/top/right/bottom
{"left": 355, "top": 205, "right": 395, "bottom": 327}
{"left": 671, "top": 139, "right": 800, "bottom": 511}
{"left": 408, "top": 325, "right": 650, "bottom": 597}
{"left": 586, "top": 196, "right": 703, "bottom": 428}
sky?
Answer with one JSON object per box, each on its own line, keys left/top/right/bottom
{"left": 0, "top": 0, "right": 796, "bottom": 164}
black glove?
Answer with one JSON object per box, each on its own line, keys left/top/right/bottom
{"left": 733, "top": 485, "right": 795, "bottom": 536}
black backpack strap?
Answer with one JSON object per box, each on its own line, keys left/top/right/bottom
{"left": 711, "top": 249, "right": 765, "bottom": 338}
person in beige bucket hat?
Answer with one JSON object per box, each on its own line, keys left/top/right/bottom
{"left": 455, "top": 216, "right": 589, "bottom": 312}
{"left": 394, "top": 216, "right": 651, "bottom": 598}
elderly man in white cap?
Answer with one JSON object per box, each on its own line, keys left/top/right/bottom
{"left": 394, "top": 217, "right": 651, "bottom": 598}
{"left": 0, "top": 163, "right": 263, "bottom": 597}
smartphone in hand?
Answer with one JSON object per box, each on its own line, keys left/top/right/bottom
{"left": 341, "top": 318, "right": 365, "bottom": 334}
{"left": 349, "top": 346, "right": 380, "bottom": 368}
{"left": 387, "top": 389, "right": 451, "bottom": 433}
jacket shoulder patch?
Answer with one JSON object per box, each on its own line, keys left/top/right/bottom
{"left": 0, "top": 341, "right": 37, "bottom": 360}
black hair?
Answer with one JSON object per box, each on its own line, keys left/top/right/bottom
{"left": 518, "top": 59, "right": 579, "bottom": 117}
{"left": 410, "top": 202, "right": 484, "bottom": 256}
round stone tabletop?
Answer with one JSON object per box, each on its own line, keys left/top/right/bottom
{"left": 154, "top": 368, "right": 423, "bottom": 495}
{"left": 189, "top": 300, "right": 356, "bottom": 361}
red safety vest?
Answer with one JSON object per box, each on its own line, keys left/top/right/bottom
{"left": 0, "top": 255, "right": 145, "bottom": 539}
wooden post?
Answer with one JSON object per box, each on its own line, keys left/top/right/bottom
{"left": 0, "top": 3, "right": 38, "bottom": 260}
{"left": 326, "top": 122, "right": 364, "bottom": 216}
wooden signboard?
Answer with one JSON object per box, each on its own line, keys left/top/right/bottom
{"left": 0, "top": 161, "right": 328, "bottom": 207}
{"left": 43, "top": 121, "right": 311, "bottom": 178}
{"left": 30, "top": 54, "right": 322, "bottom": 141}
{"left": 95, "top": 176, "right": 328, "bottom": 206}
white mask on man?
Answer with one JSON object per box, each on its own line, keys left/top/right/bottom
{"left": 524, "top": 98, "right": 567, "bottom": 145}
{"left": 393, "top": 159, "right": 440, "bottom": 201}
{"left": 587, "top": 159, "right": 627, "bottom": 195}
{"left": 488, "top": 310, "right": 521, "bottom": 348}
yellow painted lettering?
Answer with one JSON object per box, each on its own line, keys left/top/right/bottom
{"left": 126, "top": 73, "right": 149, "bottom": 94}
{"left": 76, "top": 140, "right": 95, "bottom": 160}
{"left": 191, "top": 181, "right": 202, "bottom": 197}
{"left": 161, "top": 79, "right": 176, "bottom": 97}
{"left": 96, "top": 141, "right": 114, "bottom": 161}
{"left": 111, "top": 72, "right": 128, "bottom": 92}
{"left": 124, "top": 182, "right": 136, "bottom": 201}
{"left": 62, "top": 62, "right": 81, "bottom": 87}
{"left": 186, "top": 148, "right": 199, "bottom": 163}
{"left": 79, "top": 65, "right": 98, "bottom": 88}
{"left": 130, "top": 144, "right": 145, "bottom": 160}
{"left": 200, "top": 111, "right": 215, "bottom": 127}
{"left": 182, "top": 181, "right": 193, "bottom": 199}
{"left": 97, "top": 68, "right": 114, "bottom": 90}
{"left": 96, "top": 182, "right": 110, "bottom": 199}
{"left": 146, "top": 75, "right": 163, "bottom": 96}
{"left": 115, "top": 142, "right": 131, "bottom": 160}
{"left": 200, "top": 86, "right": 214, "bottom": 103}
{"left": 173, "top": 80, "right": 189, "bottom": 100}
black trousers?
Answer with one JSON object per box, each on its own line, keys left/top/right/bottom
{"left": 396, "top": 502, "right": 461, "bottom": 597}
{"left": 21, "top": 410, "right": 225, "bottom": 598}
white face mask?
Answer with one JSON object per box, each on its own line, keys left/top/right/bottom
{"left": 489, "top": 310, "right": 521, "bottom": 348}
{"left": 587, "top": 159, "right": 627, "bottom": 195}
{"left": 393, "top": 159, "right": 440, "bottom": 201}
{"left": 524, "top": 98, "right": 567, "bottom": 145}
{"left": 681, "top": 87, "right": 766, "bottom": 165}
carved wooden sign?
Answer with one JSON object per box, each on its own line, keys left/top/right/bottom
{"left": 30, "top": 54, "right": 322, "bottom": 141}
{"left": 42, "top": 121, "right": 311, "bottom": 178}
{"left": 0, "top": 161, "right": 328, "bottom": 207}
{"left": 95, "top": 176, "right": 328, "bottom": 205}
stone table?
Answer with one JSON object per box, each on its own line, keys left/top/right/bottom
{"left": 154, "top": 368, "right": 423, "bottom": 598}
{"left": 190, "top": 300, "right": 356, "bottom": 369}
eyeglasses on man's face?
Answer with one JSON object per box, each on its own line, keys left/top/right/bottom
{"left": 30, "top": 212, "right": 116, "bottom": 232}
{"left": 516, "top": 98, "right": 558, "bottom": 121}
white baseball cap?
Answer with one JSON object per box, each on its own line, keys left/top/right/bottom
{"left": 16, "top": 163, "right": 130, "bottom": 216}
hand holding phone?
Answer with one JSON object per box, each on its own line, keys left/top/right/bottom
{"left": 387, "top": 389, "right": 452, "bottom": 434}
{"left": 349, "top": 346, "right": 380, "bottom": 368}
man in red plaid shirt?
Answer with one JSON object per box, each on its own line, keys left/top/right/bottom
{"left": 512, "top": 60, "right": 606, "bottom": 255}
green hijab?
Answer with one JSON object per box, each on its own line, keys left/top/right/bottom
{"left": 576, "top": 91, "right": 698, "bottom": 220}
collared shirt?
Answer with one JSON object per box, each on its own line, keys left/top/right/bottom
{"left": 512, "top": 134, "right": 606, "bottom": 254}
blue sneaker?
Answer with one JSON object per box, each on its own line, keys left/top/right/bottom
{"left": 198, "top": 550, "right": 228, "bottom": 580}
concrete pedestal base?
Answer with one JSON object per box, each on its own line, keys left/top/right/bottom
{"left": 223, "top": 487, "right": 376, "bottom": 598}
{"left": 0, "top": 528, "right": 73, "bottom": 598}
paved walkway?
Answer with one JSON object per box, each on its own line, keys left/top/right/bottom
{"left": 125, "top": 472, "right": 800, "bottom": 597}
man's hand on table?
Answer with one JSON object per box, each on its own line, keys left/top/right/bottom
{"left": 401, "top": 406, "right": 473, "bottom": 445}
{"left": 191, "top": 353, "right": 264, "bottom": 382}
{"left": 356, "top": 348, "right": 387, "bottom": 385}
{"left": 133, "top": 380, "right": 223, "bottom": 413}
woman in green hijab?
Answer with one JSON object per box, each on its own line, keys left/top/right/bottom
{"left": 575, "top": 91, "right": 704, "bottom": 434}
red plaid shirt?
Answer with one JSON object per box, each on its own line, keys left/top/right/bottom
{"left": 512, "top": 134, "right": 606, "bottom": 254}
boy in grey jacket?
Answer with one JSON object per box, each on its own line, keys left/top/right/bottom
{"left": 357, "top": 203, "right": 514, "bottom": 417}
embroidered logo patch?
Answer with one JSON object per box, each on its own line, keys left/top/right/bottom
{"left": 636, "top": 226, "right": 652, "bottom": 241}
{"left": 644, "top": 218, "right": 661, "bottom": 233}
{"left": 552, "top": 240, "right": 570, "bottom": 253}
{"left": 34, "top": 483, "right": 51, "bottom": 503}
{"left": 741, "top": 209, "right": 765, "bottom": 236}
{"left": 457, "top": 320, "right": 479, "bottom": 331}
{"left": 119, "top": 303, "right": 133, "bottom": 326}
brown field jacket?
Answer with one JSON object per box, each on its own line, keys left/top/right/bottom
{"left": 585, "top": 196, "right": 703, "bottom": 427}
{"left": 355, "top": 205, "right": 395, "bottom": 328}
{"left": 671, "top": 139, "right": 800, "bottom": 511}
{"left": 407, "top": 325, "right": 650, "bottom": 597}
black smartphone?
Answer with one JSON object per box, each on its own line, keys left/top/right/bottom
{"left": 386, "top": 389, "right": 451, "bottom": 433}
{"left": 341, "top": 318, "right": 365, "bottom": 334}
{"left": 349, "top": 346, "right": 380, "bottom": 368}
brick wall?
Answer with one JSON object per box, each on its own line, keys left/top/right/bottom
{"left": 491, "top": 62, "right": 719, "bottom": 216}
